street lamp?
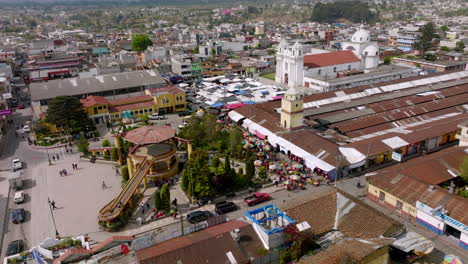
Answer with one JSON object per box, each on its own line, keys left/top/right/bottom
{"left": 45, "top": 138, "right": 52, "bottom": 165}
{"left": 47, "top": 197, "right": 60, "bottom": 239}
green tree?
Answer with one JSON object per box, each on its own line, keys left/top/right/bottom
{"left": 455, "top": 41, "right": 465, "bottom": 52}
{"left": 440, "top": 25, "right": 449, "bottom": 32}
{"left": 440, "top": 46, "right": 451, "bottom": 51}
{"left": 238, "top": 167, "right": 244, "bottom": 177}
{"left": 77, "top": 135, "right": 89, "bottom": 155}
{"left": 212, "top": 154, "right": 221, "bottom": 168}
{"left": 102, "top": 139, "right": 110, "bottom": 147}
{"left": 110, "top": 148, "right": 118, "bottom": 161}
{"left": 414, "top": 22, "right": 439, "bottom": 55}
{"left": 246, "top": 158, "right": 255, "bottom": 182}
{"left": 154, "top": 190, "right": 162, "bottom": 211}
{"left": 140, "top": 115, "right": 149, "bottom": 125}
{"left": 383, "top": 57, "right": 391, "bottom": 65}
{"left": 121, "top": 165, "right": 129, "bottom": 183}
{"left": 224, "top": 155, "right": 231, "bottom": 174}
{"left": 160, "top": 184, "right": 171, "bottom": 211}
{"left": 258, "top": 166, "right": 267, "bottom": 179}
{"left": 131, "top": 34, "right": 153, "bottom": 53}
{"left": 460, "top": 156, "right": 468, "bottom": 182}
{"left": 229, "top": 127, "right": 243, "bottom": 157}
{"left": 193, "top": 45, "right": 200, "bottom": 54}
{"left": 33, "top": 120, "right": 50, "bottom": 135}
{"left": 45, "top": 96, "right": 94, "bottom": 135}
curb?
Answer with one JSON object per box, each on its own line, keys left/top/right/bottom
{"left": 31, "top": 143, "right": 71, "bottom": 150}
{"left": 0, "top": 186, "right": 11, "bottom": 256}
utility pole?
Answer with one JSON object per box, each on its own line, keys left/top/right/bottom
{"left": 47, "top": 197, "right": 60, "bottom": 239}
{"left": 335, "top": 155, "right": 343, "bottom": 188}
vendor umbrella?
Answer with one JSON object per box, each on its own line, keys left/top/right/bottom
{"left": 254, "top": 160, "right": 263, "bottom": 166}
{"left": 263, "top": 145, "right": 272, "bottom": 151}
{"left": 242, "top": 139, "right": 248, "bottom": 145}
{"left": 284, "top": 180, "right": 291, "bottom": 185}
{"left": 290, "top": 175, "right": 300, "bottom": 180}
{"left": 293, "top": 164, "right": 304, "bottom": 169}
{"left": 249, "top": 137, "right": 258, "bottom": 143}
{"left": 443, "top": 255, "right": 464, "bottom": 264}
{"left": 269, "top": 164, "right": 278, "bottom": 170}
{"left": 256, "top": 141, "right": 265, "bottom": 147}
{"left": 243, "top": 132, "right": 251, "bottom": 137}
{"left": 243, "top": 143, "right": 254, "bottom": 149}
{"left": 257, "top": 152, "right": 265, "bottom": 156}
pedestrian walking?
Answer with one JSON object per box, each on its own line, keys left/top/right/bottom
{"left": 52, "top": 156, "right": 55, "bottom": 162}
{"left": 51, "top": 201, "right": 57, "bottom": 210}
{"left": 70, "top": 148, "right": 73, "bottom": 153}
{"left": 63, "top": 169, "right": 67, "bottom": 176}
{"left": 56, "top": 154, "right": 59, "bottom": 160}
{"left": 72, "top": 163, "right": 75, "bottom": 170}
{"left": 142, "top": 207, "right": 145, "bottom": 215}
{"left": 59, "top": 170, "right": 63, "bottom": 177}
{"left": 102, "top": 181, "right": 107, "bottom": 189}
{"left": 146, "top": 202, "right": 150, "bottom": 210}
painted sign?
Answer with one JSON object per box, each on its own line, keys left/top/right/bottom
{"left": 0, "top": 109, "right": 12, "bottom": 116}
{"left": 392, "top": 151, "right": 402, "bottom": 162}
{"left": 417, "top": 201, "right": 468, "bottom": 233}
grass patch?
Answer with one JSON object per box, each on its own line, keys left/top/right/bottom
{"left": 261, "top": 72, "right": 276, "bottom": 80}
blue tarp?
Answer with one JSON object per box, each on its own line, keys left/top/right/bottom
{"left": 211, "top": 102, "right": 224, "bottom": 108}
{"left": 235, "top": 90, "right": 246, "bottom": 95}
{"left": 260, "top": 90, "right": 269, "bottom": 94}
{"left": 243, "top": 101, "right": 255, "bottom": 105}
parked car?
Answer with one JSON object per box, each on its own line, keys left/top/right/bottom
{"left": 17, "top": 104, "right": 25, "bottom": 109}
{"left": 149, "top": 113, "right": 165, "bottom": 120}
{"left": 12, "top": 159, "right": 22, "bottom": 171}
{"left": 11, "top": 208, "right": 25, "bottom": 224}
{"left": 177, "top": 110, "right": 192, "bottom": 116}
{"left": 186, "top": 211, "right": 213, "bottom": 224}
{"left": 13, "top": 191, "right": 25, "bottom": 204}
{"left": 243, "top": 193, "right": 270, "bottom": 206}
{"left": 178, "top": 122, "right": 188, "bottom": 129}
{"left": 6, "top": 240, "right": 24, "bottom": 256}
{"left": 215, "top": 201, "right": 238, "bottom": 215}
{"left": 22, "top": 125, "right": 31, "bottom": 133}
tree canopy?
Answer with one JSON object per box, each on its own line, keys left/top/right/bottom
{"left": 45, "top": 96, "right": 94, "bottom": 134}
{"left": 131, "top": 34, "right": 153, "bottom": 53}
{"left": 414, "top": 22, "right": 439, "bottom": 55}
{"left": 311, "top": 1, "right": 378, "bottom": 24}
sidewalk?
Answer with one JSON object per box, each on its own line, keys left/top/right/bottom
{"left": 86, "top": 182, "right": 284, "bottom": 243}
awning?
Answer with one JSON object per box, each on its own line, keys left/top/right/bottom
{"left": 226, "top": 103, "right": 246, "bottom": 109}
{"left": 392, "top": 231, "right": 434, "bottom": 255}
{"left": 211, "top": 102, "right": 224, "bottom": 108}
{"left": 272, "top": 96, "right": 283, "bottom": 100}
{"left": 228, "top": 111, "right": 245, "bottom": 122}
{"left": 243, "top": 101, "right": 255, "bottom": 105}
{"left": 256, "top": 130, "right": 266, "bottom": 139}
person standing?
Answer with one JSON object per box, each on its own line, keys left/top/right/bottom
{"left": 56, "top": 154, "right": 59, "bottom": 160}
{"left": 102, "top": 181, "right": 107, "bottom": 189}
{"left": 51, "top": 201, "right": 58, "bottom": 210}
{"left": 52, "top": 156, "right": 55, "bottom": 162}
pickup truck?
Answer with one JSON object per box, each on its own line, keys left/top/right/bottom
{"left": 243, "top": 193, "right": 270, "bottom": 206}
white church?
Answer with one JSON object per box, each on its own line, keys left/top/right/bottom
{"left": 275, "top": 26, "right": 382, "bottom": 92}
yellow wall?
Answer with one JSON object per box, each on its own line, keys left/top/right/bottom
{"left": 109, "top": 106, "right": 156, "bottom": 121}
{"left": 368, "top": 184, "right": 417, "bottom": 218}
{"left": 85, "top": 104, "right": 109, "bottom": 116}
{"left": 154, "top": 92, "right": 186, "bottom": 112}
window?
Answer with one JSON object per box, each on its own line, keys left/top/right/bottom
{"left": 295, "top": 104, "right": 298, "bottom": 107}
{"left": 144, "top": 109, "right": 148, "bottom": 113}
{"left": 139, "top": 110, "right": 143, "bottom": 114}
{"left": 379, "top": 191, "right": 385, "bottom": 201}
{"left": 396, "top": 200, "right": 403, "bottom": 210}
{"left": 149, "top": 108, "right": 153, "bottom": 112}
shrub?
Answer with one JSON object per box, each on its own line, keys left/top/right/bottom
{"left": 258, "top": 166, "right": 267, "bottom": 179}
{"left": 110, "top": 148, "right": 118, "bottom": 161}
{"left": 121, "top": 165, "right": 129, "bottom": 183}
{"left": 102, "top": 139, "right": 110, "bottom": 147}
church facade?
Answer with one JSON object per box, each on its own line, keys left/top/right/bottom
{"left": 276, "top": 26, "right": 380, "bottom": 90}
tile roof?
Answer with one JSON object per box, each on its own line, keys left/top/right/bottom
{"left": 147, "top": 85, "right": 185, "bottom": 96}
{"left": 123, "top": 125, "right": 175, "bottom": 144}
{"left": 136, "top": 220, "right": 262, "bottom": 264}
{"left": 280, "top": 188, "right": 403, "bottom": 239}
{"left": 108, "top": 95, "right": 153, "bottom": 106}
{"left": 367, "top": 169, "right": 468, "bottom": 226}
{"left": 377, "top": 146, "right": 466, "bottom": 185}
{"left": 299, "top": 238, "right": 393, "bottom": 264}
{"left": 109, "top": 100, "right": 155, "bottom": 113}
{"left": 80, "top": 95, "right": 109, "bottom": 108}
{"left": 303, "top": 50, "right": 360, "bottom": 68}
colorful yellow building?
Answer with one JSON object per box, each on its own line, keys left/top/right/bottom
{"left": 80, "top": 86, "right": 186, "bottom": 124}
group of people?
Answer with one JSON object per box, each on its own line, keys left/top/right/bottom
{"left": 58, "top": 163, "right": 79, "bottom": 177}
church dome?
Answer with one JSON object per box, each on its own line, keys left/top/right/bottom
{"left": 363, "top": 45, "right": 379, "bottom": 56}
{"left": 351, "top": 27, "right": 370, "bottom": 43}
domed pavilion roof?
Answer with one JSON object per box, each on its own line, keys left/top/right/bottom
{"left": 123, "top": 125, "right": 176, "bottom": 145}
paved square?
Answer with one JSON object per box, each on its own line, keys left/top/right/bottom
{"left": 31, "top": 153, "right": 121, "bottom": 243}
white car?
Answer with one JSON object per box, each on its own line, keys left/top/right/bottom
{"left": 178, "top": 122, "right": 188, "bottom": 129}
{"left": 148, "top": 113, "right": 165, "bottom": 120}
{"left": 12, "top": 159, "right": 22, "bottom": 171}
{"left": 22, "top": 126, "right": 31, "bottom": 133}
{"left": 13, "top": 191, "right": 25, "bottom": 204}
